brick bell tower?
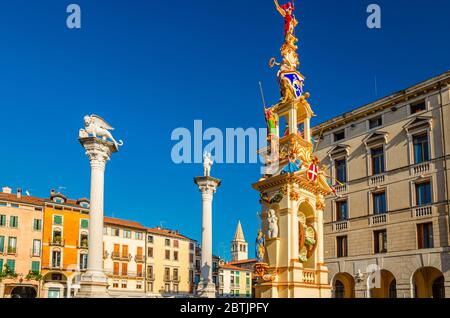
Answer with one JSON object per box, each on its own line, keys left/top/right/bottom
{"left": 253, "top": 0, "right": 333, "bottom": 298}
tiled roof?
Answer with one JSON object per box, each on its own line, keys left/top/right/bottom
{"left": 228, "top": 259, "right": 257, "bottom": 265}
{"left": 146, "top": 227, "right": 195, "bottom": 241}
{"left": 0, "top": 193, "right": 44, "bottom": 206}
{"left": 104, "top": 217, "right": 147, "bottom": 230}
{"left": 221, "top": 263, "right": 252, "bottom": 271}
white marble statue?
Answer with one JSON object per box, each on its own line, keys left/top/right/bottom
{"left": 267, "top": 209, "right": 279, "bottom": 239}
{"left": 81, "top": 114, "right": 124, "bottom": 150}
{"left": 203, "top": 152, "right": 213, "bottom": 177}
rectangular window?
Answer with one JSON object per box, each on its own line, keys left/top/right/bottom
{"left": 103, "top": 227, "right": 108, "bottom": 235}
{"left": 32, "top": 239, "right": 41, "bottom": 257}
{"left": 189, "top": 253, "right": 194, "bottom": 263}
{"left": 80, "top": 219, "right": 89, "bottom": 229}
{"left": 33, "top": 219, "right": 42, "bottom": 231}
{"left": 335, "top": 159, "right": 347, "bottom": 183}
{"left": 334, "top": 130, "right": 345, "bottom": 142}
{"left": 0, "top": 215, "right": 5, "bottom": 226}
{"left": 0, "top": 259, "right": 3, "bottom": 273}
{"left": 189, "top": 243, "right": 194, "bottom": 250}
{"left": 173, "top": 268, "right": 179, "bottom": 280}
{"left": 31, "top": 261, "right": 40, "bottom": 274}
{"left": 0, "top": 236, "right": 4, "bottom": 253}
{"left": 121, "top": 282, "right": 127, "bottom": 289}
{"left": 148, "top": 235, "right": 154, "bottom": 244}
{"left": 147, "top": 265, "right": 154, "bottom": 278}
{"left": 374, "top": 230, "right": 387, "bottom": 254}
{"left": 135, "top": 232, "right": 143, "bottom": 240}
{"left": 113, "top": 262, "right": 120, "bottom": 275}
{"left": 121, "top": 263, "right": 128, "bottom": 276}
{"left": 80, "top": 254, "right": 88, "bottom": 270}
{"left": 173, "top": 240, "right": 179, "bottom": 248}
{"left": 148, "top": 247, "right": 153, "bottom": 258}
{"left": 174, "top": 251, "right": 179, "bottom": 261}
{"left": 416, "top": 182, "right": 432, "bottom": 206}
{"left": 121, "top": 245, "right": 129, "bottom": 258}
{"left": 165, "top": 239, "right": 170, "bottom": 247}
{"left": 52, "top": 250, "right": 61, "bottom": 268}
{"left": 369, "top": 116, "right": 383, "bottom": 129}
{"left": 112, "top": 228, "right": 120, "bottom": 237}
{"left": 9, "top": 216, "right": 19, "bottom": 228}
{"left": 137, "top": 264, "right": 143, "bottom": 277}
{"left": 7, "top": 259, "right": 15, "bottom": 273}
{"left": 371, "top": 147, "right": 385, "bottom": 175}
{"left": 373, "top": 192, "right": 387, "bottom": 214}
{"left": 336, "top": 201, "right": 348, "bottom": 221}
{"left": 417, "top": 223, "right": 434, "bottom": 249}
{"left": 165, "top": 268, "right": 170, "bottom": 281}
{"left": 336, "top": 236, "right": 348, "bottom": 258}
{"left": 123, "top": 230, "right": 131, "bottom": 239}
{"left": 411, "top": 100, "right": 426, "bottom": 114}
{"left": 413, "top": 134, "right": 430, "bottom": 164}
{"left": 165, "top": 250, "right": 170, "bottom": 260}
{"left": 137, "top": 246, "right": 143, "bottom": 257}
{"left": 7, "top": 237, "right": 17, "bottom": 254}
{"left": 53, "top": 215, "right": 63, "bottom": 225}
{"left": 236, "top": 275, "right": 240, "bottom": 285}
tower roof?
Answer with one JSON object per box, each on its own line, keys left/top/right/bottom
{"left": 233, "top": 220, "right": 246, "bottom": 242}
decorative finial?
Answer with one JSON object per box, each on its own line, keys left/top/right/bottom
{"left": 79, "top": 114, "right": 124, "bottom": 150}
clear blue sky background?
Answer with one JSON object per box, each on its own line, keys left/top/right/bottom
{"left": 0, "top": 0, "right": 449, "bottom": 260}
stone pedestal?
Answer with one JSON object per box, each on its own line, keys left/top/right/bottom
{"left": 76, "top": 137, "right": 118, "bottom": 298}
{"left": 194, "top": 176, "right": 221, "bottom": 298}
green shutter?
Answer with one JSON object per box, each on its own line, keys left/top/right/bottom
{"left": 80, "top": 219, "right": 89, "bottom": 229}
{"left": 32, "top": 261, "right": 40, "bottom": 273}
{"left": 7, "top": 259, "right": 15, "bottom": 273}
{"left": 0, "top": 215, "right": 5, "bottom": 226}
{"left": 0, "top": 236, "right": 4, "bottom": 253}
{"left": 0, "top": 259, "right": 3, "bottom": 273}
{"left": 53, "top": 215, "right": 62, "bottom": 225}
{"left": 236, "top": 276, "right": 240, "bottom": 285}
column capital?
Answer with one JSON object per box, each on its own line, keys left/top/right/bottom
{"left": 79, "top": 137, "right": 117, "bottom": 169}
{"left": 194, "top": 176, "right": 221, "bottom": 197}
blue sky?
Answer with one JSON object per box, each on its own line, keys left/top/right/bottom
{"left": 0, "top": 0, "right": 449, "bottom": 260}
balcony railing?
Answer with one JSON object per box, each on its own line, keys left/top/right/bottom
{"left": 77, "top": 240, "right": 89, "bottom": 249}
{"left": 333, "top": 221, "right": 348, "bottom": 232}
{"left": 49, "top": 238, "right": 65, "bottom": 247}
{"left": 147, "top": 273, "right": 155, "bottom": 281}
{"left": 111, "top": 252, "right": 132, "bottom": 261}
{"left": 415, "top": 205, "right": 433, "bottom": 218}
{"left": 164, "top": 276, "right": 171, "bottom": 282}
{"left": 370, "top": 174, "right": 385, "bottom": 185}
{"left": 371, "top": 213, "right": 388, "bottom": 225}
{"left": 135, "top": 255, "right": 145, "bottom": 263}
{"left": 172, "top": 276, "right": 180, "bottom": 283}
{"left": 334, "top": 184, "right": 348, "bottom": 194}
{"left": 301, "top": 270, "right": 316, "bottom": 284}
{"left": 413, "top": 162, "right": 431, "bottom": 175}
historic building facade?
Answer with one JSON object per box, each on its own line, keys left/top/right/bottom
{"left": 218, "top": 262, "right": 253, "bottom": 298}
{"left": 41, "top": 191, "right": 91, "bottom": 298}
{"left": 0, "top": 187, "right": 44, "bottom": 298}
{"left": 103, "top": 217, "right": 146, "bottom": 297}
{"left": 145, "top": 227, "right": 196, "bottom": 297}
{"left": 313, "top": 71, "right": 450, "bottom": 298}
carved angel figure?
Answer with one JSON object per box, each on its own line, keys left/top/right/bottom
{"left": 267, "top": 209, "right": 279, "bottom": 239}
{"left": 82, "top": 115, "right": 124, "bottom": 150}
{"left": 274, "top": 0, "right": 298, "bottom": 38}
{"left": 203, "top": 151, "right": 213, "bottom": 177}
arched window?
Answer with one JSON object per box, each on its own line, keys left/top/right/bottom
{"left": 389, "top": 279, "right": 397, "bottom": 298}
{"left": 335, "top": 280, "right": 345, "bottom": 298}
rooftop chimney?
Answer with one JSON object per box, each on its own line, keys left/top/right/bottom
{"left": 2, "top": 186, "right": 12, "bottom": 194}
{"left": 17, "top": 188, "right": 22, "bottom": 199}
{"left": 50, "top": 189, "right": 56, "bottom": 196}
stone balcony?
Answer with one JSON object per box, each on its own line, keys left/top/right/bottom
{"left": 370, "top": 174, "right": 386, "bottom": 186}
{"left": 370, "top": 213, "right": 388, "bottom": 226}
{"left": 414, "top": 205, "right": 434, "bottom": 218}
{"left": 333, "top": 221, "right": 349, "bottom": 232}
{"left": 412, "top": 161, "right": 431, "bottom": 176}
{"left": 300, "top": 270, "right": 316, "bottom": 284}
{"left": 334, "top": 184, "right": 348, "bottom": 194}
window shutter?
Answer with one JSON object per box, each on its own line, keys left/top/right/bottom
{"left": 0, "top": 236, "right": 4, "bottom": 253}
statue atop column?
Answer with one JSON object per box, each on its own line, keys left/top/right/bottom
{"left": 203, "top": 152, "right": 213, "bottom": 177}
{"left": 80, "top": 114, "right": 124, "bottom": 150}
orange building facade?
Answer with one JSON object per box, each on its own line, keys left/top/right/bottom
{"left": 41, "top": 190, "right": 90, "bottom": 298}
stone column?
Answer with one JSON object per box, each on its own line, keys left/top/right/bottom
{"left": 77, "top": 137, "right": 118, "bottom": 298}
{"left": 194, "top": 176, "right": 221, "bottom": 298}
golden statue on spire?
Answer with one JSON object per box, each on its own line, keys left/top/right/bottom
{"left": 270, "top": 0, "right": 304, "bottom": 104}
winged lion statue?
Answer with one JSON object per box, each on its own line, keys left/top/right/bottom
{"left": 80, "top": 114, "right": 124, "bottom": 150}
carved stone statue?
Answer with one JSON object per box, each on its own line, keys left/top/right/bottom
{"left": 80, "top": 115, "right": 124, "bottom": 150}
{"left": 203, "top": 152, "right": 213, "bottom": 177}
{"left": 267, "top": 209, "right": 279, "bottom": 239}
{"left": 255, "top": 230, "right": 266, "bottom": 263}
